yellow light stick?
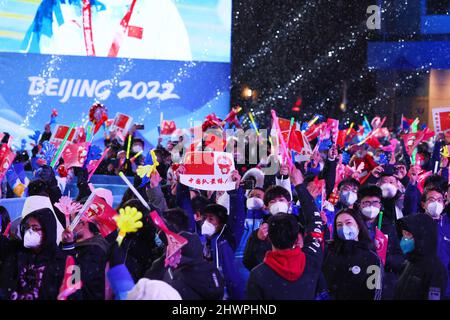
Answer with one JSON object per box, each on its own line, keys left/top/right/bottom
{"left": 307, "top": 116, "right": 319, "bottom": 128}
{"left": 248, "top": 112, "right": 260, "bottom": 136}
{"left": 346, "top": 122, "right": 354, "bottom": 135}
{"left": 126, "top": 135, "right": 132, "bottom": 160}
{"left": 131, "top": 150, "right": 143, "bottom": 160}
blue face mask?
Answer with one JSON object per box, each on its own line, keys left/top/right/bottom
{"left": 400, "top": 237, "right": 415, "bottom": 254}
{"left": 337, "top": 225, "right": 359, "bottom": 241}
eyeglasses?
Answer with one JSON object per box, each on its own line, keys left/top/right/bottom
{"left": 360, "top": 200, "right": 381, "bottom": 207}
{"left": 427, "top": 197, "right": 444, "bottom": 203}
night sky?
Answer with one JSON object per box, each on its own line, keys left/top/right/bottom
{"left": 230, "top": 0, "right": 382, "bottom": 129}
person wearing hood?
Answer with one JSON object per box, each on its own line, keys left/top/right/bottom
{"left": 144, "top": 208, "right": 224, "bottom": 300}
{"left": 246, "top": 164, "right": 324, "bottom": 300}
{"left": 22, "top": 179, "right": 65, "bottom": 245}
{"left": 322, "top": 209, "right": 383, "bottom": 300}
{"left": 419, "top": 187, "right": 450, "bottom": 299}
{"left": 0, "top": 208, "right": 66, "bottom": 300}
{"left": 394, "top": 213, "right": 448, "bottom": 300}
{"left": 60, "top": 216, "right": 110, "bottom": 300}
{"left": 357, "top": 185, "right": 405, "bottom": 299}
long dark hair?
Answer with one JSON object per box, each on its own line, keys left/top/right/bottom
{"left": 0, "top": 206, "right": 10, "bottom": 234}
{"left": 333, "top": 208, "right": 374, "bottom": 249}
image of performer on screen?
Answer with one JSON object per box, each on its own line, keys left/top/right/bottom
{"left": 21, "top": 0, "right": 192, "bottom": 61}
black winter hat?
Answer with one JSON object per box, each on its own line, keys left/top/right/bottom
{"left": 204, "top": 204, "right": 228, "bottom": 225}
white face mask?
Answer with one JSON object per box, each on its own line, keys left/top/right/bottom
{"left": 269, "top": 201, "right": 289, "bottom": 215}
{"left": 337, "top": 225, "right": 359, "bottom": 241}
{"left": 427, "top": 202, "right": 444, "bottom": 219}
{"left": 339, "top": 191, "right": 357, "bottom": 206}
{"left": 23, "top": 229, "right": 42, "bottom": 249}
{"left": 361, "top": 206, "right": 380, "bottom": 219}
{"left": 380, "top": 183, "right": 397, "bottom": 198}
{"left": 201, "top": 220, "right": 216, "bottom": 237}
{"left": 246, "top": 197, "right": 264, "bottom": 210}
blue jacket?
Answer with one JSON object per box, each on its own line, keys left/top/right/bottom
{"left": 207, "top": 187, "right": 246, "bottom": 300}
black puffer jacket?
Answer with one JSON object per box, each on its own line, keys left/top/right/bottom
{"left": 323, "top": 240, "right": 383, "bottom": 300}
{"left": 0, "top": 208, "right": 66, "bottom": 300}
{"left": 394, "top": 214, "right": 448, "bottom": 300}
{"left": 145, "top": 232, "right": 224, "bottom": 300}
{"left": 62, "top": 235, "right": 110, "bottom": 300}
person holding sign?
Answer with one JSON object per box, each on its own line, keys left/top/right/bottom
{"left": 357, "top": 185, "right": 405, "bottom": 300}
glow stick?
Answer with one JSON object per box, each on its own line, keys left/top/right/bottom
{"left": 131, "top": 150, "right": 143, "bottom": 160}
{"left": 434, "top": 161, "right": 439, "bottom": 174}
{"left": 118, "top": 172, "right": 150, "bottom": 210}
{"left": 160, "top": 112, "right": 164, "bottom": 126}
{"left": 346, "top": 122, "right": 354, "bottom": 135}
{"left": 126, "top": 135, "right": 132, "bottom": 159}
{"left": 69, "top": 192, "right": 96, "bottom": 231}
{"left": 307, "top": 116, "right": 319, "bottom": 128}
{"left": 248, "top": 112, "right": 260, "bottom": 136}
{"left": 50, "top": 123, "right": 75, "bottom": 168}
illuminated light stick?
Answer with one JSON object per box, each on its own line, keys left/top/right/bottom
{"left": 306, "top": 116, "right": 319, "bottom": 130}
{"left": 411, "top": 119, "right": 418, "bottom": 165}
{"left": 119, "top": 172, "right": 150, "bottom": 210}
{"left": 126, "top": 135, "right": 132, "bottom": 160}
{"left": 86, "top": 125, "right": 92, "bottom": 142}
{"left": 434, "top": 161, "right": 439, "bottom": 174}
{"left": 69, "top": 192, "right": 96, "bottom": 232}
{"left": 378, "top": 211, "right": 384, "bottom": 230}
{"left": 346, "top": 122, "right": 354, "bottom": 135}
{"left": 160, "top": 112, "right": 164, "bottom": 127}
{"left": 131, "top": 150, "right": 143, "bottom": 161}
{"left": 363, "top": 116, "right": 372, "bottom": 131}
{"left": 248, "top": 112, "right": 260, "bottom": 136}
{"left": 271, "top": 110, "right": 292, "bottom": 170}
{"left": 50, "top": 122, "right": 75, "bottom": 168}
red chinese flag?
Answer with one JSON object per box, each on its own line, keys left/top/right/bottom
{"left": 374, "top": 227, "right": 388, "bottom": 266}
{"left": 160, "top": 120, "right": 177, "bottom": 135}
{"left": 439, "top": 111, "right": 450, "bottom": 132}
{"left": 366, "top": 135, "right": 381, "bottom": 149}
{"left": 278, "top": 118, "right": 304, "bottom": 153}
{"left": 128, "top": 25, "right": 143, "bottom": 39}
{"left": 336, "top": 130, "right": 346, "bottom": 148}
{"left": 183, "top": 152, "right": 215, "bottom": 175}
{"left": 53, "top": 125, "right": 76, "bottom": 142}
{"left": 84, "top": 195, "right": 118, "bottom": 237}
{"left": 62, "top": 142, "right": 90, "bottom": 169}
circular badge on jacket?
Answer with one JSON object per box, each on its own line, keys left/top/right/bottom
{"left": 351, "top": 266, "right": 361, "bottom": 274}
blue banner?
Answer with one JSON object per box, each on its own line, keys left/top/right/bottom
{"left": 0, "top": 0, "right": 232, "bottom": 149}
{"left": 0, "top": 52, "right": 230, "bottom": 147}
